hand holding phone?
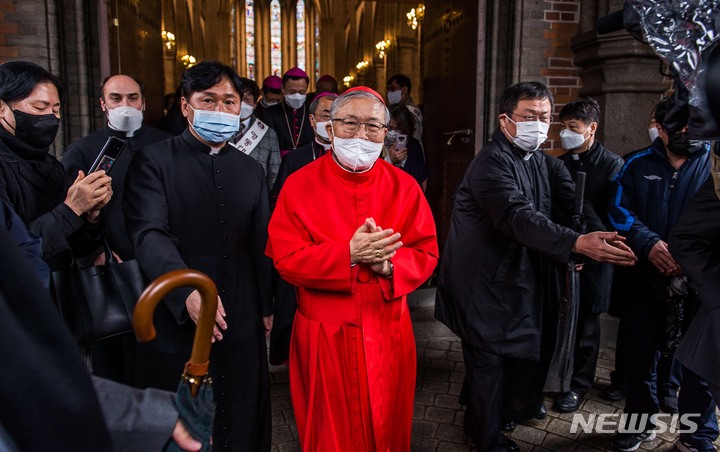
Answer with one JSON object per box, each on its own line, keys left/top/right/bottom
{"left": 88, "top": 136, "right": 127, "bottom": 174}
{"left": 395, "top": 133, "right": 408, "bottom": 152}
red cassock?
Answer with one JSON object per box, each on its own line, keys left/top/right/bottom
{"left": 266, "top": 154, "right": 439, "bottom": 451}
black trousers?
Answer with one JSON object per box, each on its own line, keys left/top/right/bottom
{"left": 620, "top": 288, "right": 667, "bottom": 420}
{"left": 460, "top": 343, "right": 549, "bottom": 451}
{"left": 678, "top": 366, "right": 719, "bottom": 449}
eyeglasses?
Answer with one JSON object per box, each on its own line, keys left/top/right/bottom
{"left": 509, "top": 112, "right": 553, "bottom": 124}
{"left": 332, "top": 118, "right": 387, "bottom": 136}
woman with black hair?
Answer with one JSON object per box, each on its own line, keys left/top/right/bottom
{"left": 383, "top": 104, "right": 428, "bottom": 190}
{"left": 0, "top": 60, "right": 112, "bottom": 271}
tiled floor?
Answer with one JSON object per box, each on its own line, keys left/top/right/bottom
{"left": 269, "top": 290, "right": 719, "bottom": 451}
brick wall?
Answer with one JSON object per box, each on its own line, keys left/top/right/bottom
{"left": 541, "top": 0, "right": 582, "bottom": 155}
{"left": 0, "top": 1, "right": 19, "bottom": 61}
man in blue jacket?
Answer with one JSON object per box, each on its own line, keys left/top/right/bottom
{"left": 608, "top": 96, "right": 715, "bottom": 452}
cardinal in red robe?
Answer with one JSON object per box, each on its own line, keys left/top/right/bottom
{"left": 266, "top": 87, "right": 438, "bottom": 451}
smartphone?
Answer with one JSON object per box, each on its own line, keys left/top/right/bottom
{"left": 395, "top": 133, "right": 408, "bottom": 151}
{"left": 88, "top": 136, "right": 127, "bottom": 174}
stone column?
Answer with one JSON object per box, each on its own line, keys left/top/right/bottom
{"left": 373, "top": 55, "right": 386, "bottom": 93}
{"left": 394, "top": 36, "right": 419, "bottom": 94}
{"left": 572, "top": 1, "right": 667, "bottom": 155}
{"left": 320, "top": 17, "right": 335, "bottom": 78}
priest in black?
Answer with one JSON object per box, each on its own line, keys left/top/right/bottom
{"left": 267, "top": 91, "right": 336, "bottom": 365}
{"left": 435, "top": 82, "right": 637, "bottom": 452}
{"left": 124, "top": 61, "right": 272, "bottom": 452}
{"left": 270, "top": 91, "right": 337, "bottom": 205}
{"left": 262, "top": 67, "right": 314, "bottom": 158}
{"left": 63, "top": 75, "right": 171, "bottom": 261}
{"left": 62, "top": 74, "right": 172, "bottom": 384}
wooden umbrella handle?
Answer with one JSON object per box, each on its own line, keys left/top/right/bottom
{"left": 133, "top": 269, "right": 219, "bottom": 379}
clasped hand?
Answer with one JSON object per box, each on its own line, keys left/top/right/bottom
{"left": 349, "top": 217, "right": 402, "bottom": 276}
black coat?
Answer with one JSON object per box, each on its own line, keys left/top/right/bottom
{"left": 62, "top": 124, "right": 172, "bottom": 260}
{"left": 124, "top": 128, "right": 272, "bottom": 451}
{"left": 669, "top": 177, "right": 720, "bottom": 387}
{"left": 262, "top": 101, "right": 314, "bottom": 153}
{"left": 435, "top": 129, "right": 580, "bottom": 360}
{"left": 270, "top": 139, "right": 329, "bottom": 206}
{"left": 388, "top": 136, "right": 428, "bottom": 186}
{"left": 0, "top": 216, "right": 113, "bottom": 452}
{"left": 0, "top": 136, "right": 100, "bottom": 270}
{"left": 558, "top": 141, "right": 624, "bottom": 313}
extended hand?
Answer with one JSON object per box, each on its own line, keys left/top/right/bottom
{"left": 648, "top": 240, "right": 682, "bottom": 276}
{"left": 349, "top": 217, "right": 403, "bottom": 264}
{"left": 185, "top": 290, "right": 227, "bottom": 342}
{"left": 573, "top": 231, "right": 637, "bottom": 266}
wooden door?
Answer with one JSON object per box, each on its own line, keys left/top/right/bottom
{"left": 422, "top": 0, "right": 480, "bottom": 250}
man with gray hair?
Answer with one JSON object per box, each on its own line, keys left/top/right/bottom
{"left": 266, "top": 86, "right": 439, "bottom": 451}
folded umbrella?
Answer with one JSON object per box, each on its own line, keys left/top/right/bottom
{"left": 133, "top": 270, "right": 218, "bottom": 452}
{"left": 545, "top": 172, "right": 586, "bottom": 393}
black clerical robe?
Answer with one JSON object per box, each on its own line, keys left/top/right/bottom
{"left": 63, "top": 124, "right": 172, "bottom": 261}
{"left": 124, "top": 129, "right": 272, "bottom": 452}
{"left": 263, "top": 100, "right": 314, "bottom": 157}
{"left": 270, "top": 139, "right": 329, "bottom": 205}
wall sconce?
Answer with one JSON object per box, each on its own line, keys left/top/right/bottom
{"left": 356, "top": 60, "right": 370, "bottom": 72}
{"left": 375, "top": 40, "right": 391, "bottom": 59}
{"left": 343, "top": 75, "right": 355, "bottom": 88}
{"left": 181, "top": 54, "right": 197, "bottom": 67}
{"left": 161, "top": 30, "right": 176, "bottom": 52}
{"left": 406, "top": 4, "right": 425, "bottom": 30}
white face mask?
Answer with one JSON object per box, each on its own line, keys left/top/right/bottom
{"left": 387, "top": 89, "right": 403, "bottom": 105}
{"left": 285, "top": 93, "right": 307, "bottom": 109}
{"left": 315, "top": 120, "right": 330, "bottom": 140}
{"left": 332, "top": 136, "right": 383, "bottom": 172}
{"left": 107, "top": 106, "right": 143, "bottom": 134}
{"left": 261, "top": 99, "right": 279, "bottom": 108}
{"left": 648, "top": 127, "right": 659, "bottom": 143}
{"left": 559, "top": 127, "right": 590, "bottom": 151}
{"left": 505, "top": 115, "right": 549, "bottom": 152}
{"left": 240, "top": 101, "right": 255, "bottom": 119}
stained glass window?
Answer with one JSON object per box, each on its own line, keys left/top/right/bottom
{"left": 314, "top": 9, "right": 319, "bottom": 81}
{"left": 245, "top": 0, "right": 255, "bottom": 79}
{"left": 270, "top": 0, "right": 282, "bottom": 76}
{"left": 296, "top": 0, "right": 306, "bottom": 70}
{"left": 230, "top": 4, "right": 237, "bottom": 68}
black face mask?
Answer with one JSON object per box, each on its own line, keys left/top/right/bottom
{"left": 9, "top": 110, "right": 60, "bottom": 149}
{"left": 667, "top": 132, "right": 705, "bottom": 156}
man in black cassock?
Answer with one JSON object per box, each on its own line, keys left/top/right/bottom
{"left": 270, "top": 91, "right": 337, "bottom": 205}
{"left": 434, "top": 82, "right": 637, "bottom": 452}
{"left": 262, "top": 67, "right": 314, "bottom": 158}
{"left": 62, "top": 74, "right": 171, "bottom": 383}
{"left": 63, "top": 74, "right": 171, "bottom": 261}
{"left": 124, "top": 61, "right": 272, "bottom": 452}
{"left": 553, "top": 98, "right": 624, "bottom": 413}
